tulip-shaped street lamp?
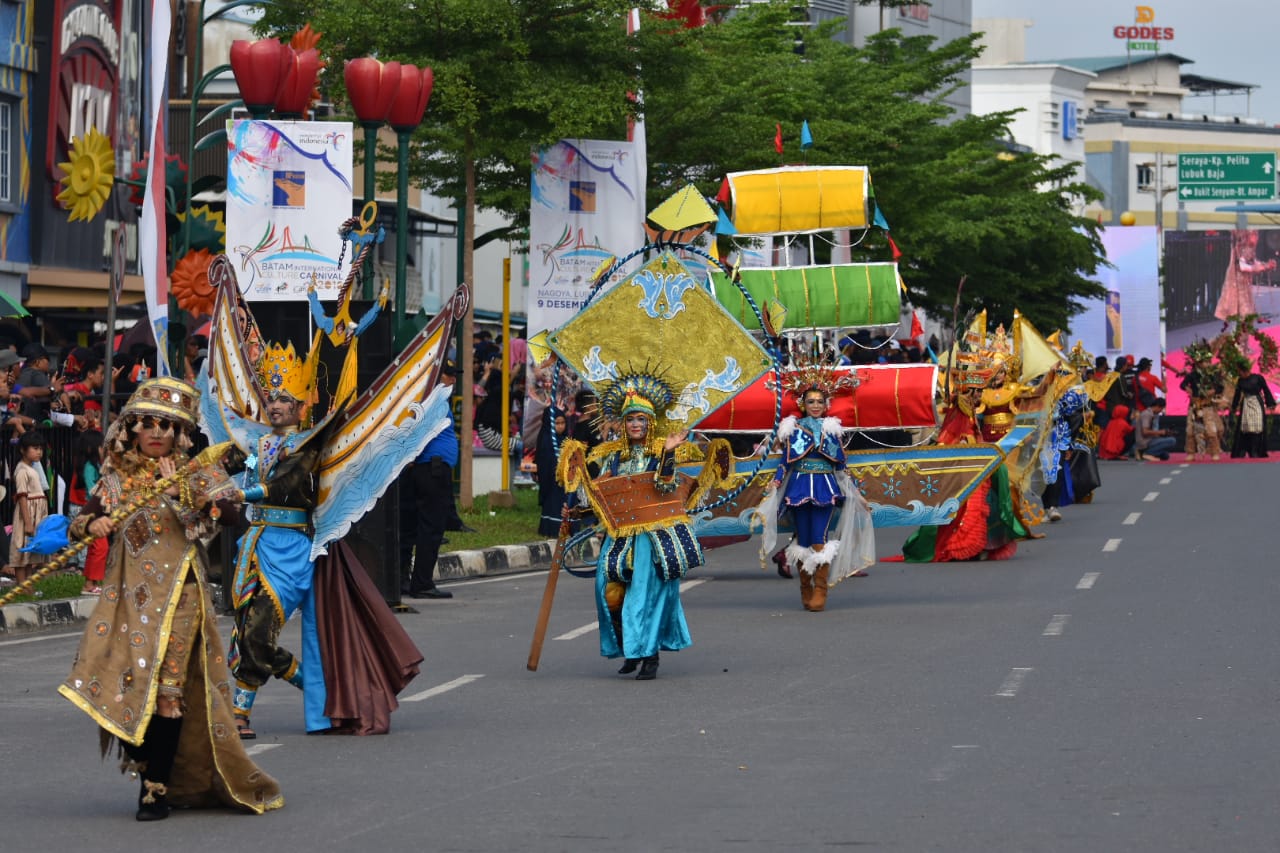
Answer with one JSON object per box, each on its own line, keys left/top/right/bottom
{"left": 275, "top": 48, "right": 322, "bottom": 119}
{"left": 344, "top": 58, "right": 402, "bottom": 298}
{"left": 386, "top": 64, "right": 433, "bottom": 337}
{"left": 229, "top": 38, "right": 293, "bottom": 119}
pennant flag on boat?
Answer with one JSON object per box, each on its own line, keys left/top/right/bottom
{"left": 800, "top": 120, "right": 813, "bottom": 150}
{"left": 888, "top": 235, "right": 902, "bottom": 261}
{"left": 910, "top": 309, "right": 924, "bottom": 340}
{"left": 715, "top": 206, "right": 736, "bottom": 236}
{"left": 774, "top": 123, "right": 783, "bottom": 155}
{"left": 873, "top": 203, "right": 890, "bottom": 231}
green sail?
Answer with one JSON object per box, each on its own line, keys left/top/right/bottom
{"left": 708, "top": 262, "right": 902, "bottom": 330}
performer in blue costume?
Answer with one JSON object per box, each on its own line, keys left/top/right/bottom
{"left": 759, "top": 357, "right": 874, "bottom": 611}
{"left": 557, "top": 372, "right": 730, "bottom": 681}
{"left": 227, "top": 342, "right": 330, "bottom": 737}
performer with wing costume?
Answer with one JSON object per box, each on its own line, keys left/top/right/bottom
{"left": 201, "top": 221, "right": 470, "bottom": 735}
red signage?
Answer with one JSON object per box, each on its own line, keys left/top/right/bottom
{"left": 46, "top": 0, "right": 122, "bottom": 183}
{"left": 1113, "top": 6, "right": 1173, "bottom": 48}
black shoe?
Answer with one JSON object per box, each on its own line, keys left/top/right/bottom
{"left": 409, "top": 587, "right": 453, "bottom": 599}
{"left": 617, "top": 659, "right": 639, "bottom": 674}
{"left": 136, "top": 779, "right": 170, "bottom": 821}
{"left": 456, "top": 523, "right": 477, "bottom": 533}
{"left": 636, "top": 655, "right": 659, "bottom": 680}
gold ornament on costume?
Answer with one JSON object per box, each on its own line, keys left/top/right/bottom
{"left": 57, "top": 128, "right": 116, "bottom": 222}
{"left": 257, "top": 341, "right": 316, "bottom": 403}
{"left": 778, "top": 348, "right": 858, "bottom": 399}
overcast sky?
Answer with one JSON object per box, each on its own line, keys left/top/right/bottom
{"left": 971, "top": 0, "right": 1280, "bottom": 125}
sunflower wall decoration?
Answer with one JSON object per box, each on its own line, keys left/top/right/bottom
{"left": 171, "top": 249, "right": 217, "bottom": 316}
{"left": 56, "top": 128, "right": 115, "bottom": 222}
{"left": 177, "top": 204, "right": 227, "bottom": 253}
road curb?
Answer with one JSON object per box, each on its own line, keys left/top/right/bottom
{"left": 0, "top": 538, "right": 595, "bottom": 636}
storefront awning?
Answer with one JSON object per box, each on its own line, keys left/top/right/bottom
{"left": 25, "top": 267, "right": 146, "bottom": 309}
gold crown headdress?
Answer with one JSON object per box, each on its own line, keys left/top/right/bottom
{"left": 257, "top": 341, "right": 318, "bottom": 405}
{"left": 779, "top": 349, "right": 858, "bottom": 398}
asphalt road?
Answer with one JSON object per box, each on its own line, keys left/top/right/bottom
{"left": 2, "top": 458, "right": 1278, "bottom": 852}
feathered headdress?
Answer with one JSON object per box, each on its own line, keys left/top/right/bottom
{"left": 779, "top": 349, "right": 858, "bottom": 398}
{"left": 596, "top": 367, "right": 675, "bottom": 426}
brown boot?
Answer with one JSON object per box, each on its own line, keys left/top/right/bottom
{"left": 798, "top": 566, "right": 814, "bottom": 610}
{"left": 808, "top": 564, "right": 830, "bottom": 612}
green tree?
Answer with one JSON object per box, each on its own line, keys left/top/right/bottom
{"left": 635, "top": 2, "right": 1105, "bottom": 333}
{"left": 258, "top": 0, "right": 641, "bottom": 505}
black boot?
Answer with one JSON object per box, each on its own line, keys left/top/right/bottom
{"left": 136, "top": 716, "right": 182, "bottom": 821}
{"left": 636, "top": 653, "right": 659, "bottom": 681}
{"left": 612, "top": 615, "right": 638, "bottom": 674}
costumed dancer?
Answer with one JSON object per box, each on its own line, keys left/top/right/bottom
{"left": 1039, "top": 386, "right": 1098, "bottom": 518}
{"left": 59, "top": 378, "right": 283, "bottom": 821}
{"left": 556, "top": 371, "right": 732, "bottom": 680}
{"left": 758, "top": 358, "right": 875, "bottom": 611}
{"left": 896, "top": 354, "right": 1027, "bottom": 562}
{"left": 1179, "top": 341, "right": 1225, "bottom": 461}
{"left": 225, "top": 342, "right": 328, "bottom": 737}
{"left": 1228, "top": 364, "right": 1276, "bottom": 458}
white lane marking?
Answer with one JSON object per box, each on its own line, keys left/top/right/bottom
{"left": 996, "top": 668, "right": 1034, "bottom": 697}
{"left": 245, "top": 743, "right": 281, "bottom": 756}
{"left": 0, "top": 631, "right": 83, "bottom": 648}
{"left": 1043, "top": 614, "right": 1070, "bottom": 636}
{"left": 1102, "top": 538, "right": 1122, "bottom": 552}
{"left": 1143, "top": 492, "right": 1159, "bottom": 502}
{"left": 554, "top": 578, "right": 710, "bottom": 641}
{"left": 402, "top": 674, "right": 486, "bottom": 702}
{"left": 1159, "top": 477, "right": 1172, "bottom": 485}
{"left": 1123, "top": 513, "right": 1141, "bottom": 525}
{"left": 1170, "top": 469, "right": 1183, "bottom": 475}
{"left": 1076, "top": 572, "right": 1100, "bottom": 590}
{"left": 1178, "top": 463, "right": 1190, "bottom": 469}
{"left": 554, "top": 623, "right": 598, "bottom": 641}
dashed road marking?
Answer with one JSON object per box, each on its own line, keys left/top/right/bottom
{"left": 1043, "top": 614, "right": 1070, "bottom": 636}
{"left": 1102, "top": 538, "right": 1122, "bottom": 552}
{"left": 1076, "top": 572, "right": 1100, "bottom": 590}
{"left": 996, "top": 668, "right": 1034, "bottom": 697}
{"left": 402, "top": 674, "right": 486, "bottom": 702}
{"left": 1159, "top": 477, "right": 1172, "bottom": 484}
{"left": 1123, "top": 513, "right": 1141, "bottom": 525}
{"left": 246, "top": 743, "right": 281, "bottom": 756}
{"left": 1143, "top": 492, "right": 1159, "bottom": 502}
{"left": 1171, "top": 469, "right": 1183, "bottom": 475}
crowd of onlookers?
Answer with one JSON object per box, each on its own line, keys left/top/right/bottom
{"left": 0, "top": 331, "right": 210, "bottom": 591}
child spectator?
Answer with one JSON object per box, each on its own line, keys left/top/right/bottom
{"left": 1098, "top": 404, "right": 1135, "bottom": 460}
{"left": 8, "top": 430, "right": 49, "bottom": 585}
{"left": 70, "top": 430, "right": 106, "bottom": 594}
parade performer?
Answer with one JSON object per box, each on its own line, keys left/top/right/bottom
{"left": 896, "top": 353, "right": 1027, "bottom": 562}
{"left": 1179, "top": 340, "right": 1225, "bottom": 461}
{"left": 201, "top": 229, "right": 459, "bottom": 737}
{"left": 1228, "top": 364, "right": 1276, "bottom": 458}
{"left": 758, "top": 357, "right": 874, "bottom": 611}
{"left": 59, "top": 378, "right": 283, "bottom": 821}
{"left": 225, "top": 341, "right": 330, "bottom": 737}
{"left": 557, "top": 371, "right": 734, "bottom": 680}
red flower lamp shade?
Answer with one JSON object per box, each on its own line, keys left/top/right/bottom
{"left": 229, "top": 39, "right": 293, "bottom": 114}
{"left": 344, "top": 58, "right": 402, "bottom": 125}
{"left": 386, "top": 64, "right": 433, "bottom": 130}
{"left": 275, "top": 48, "right": 322, "bottom": 116}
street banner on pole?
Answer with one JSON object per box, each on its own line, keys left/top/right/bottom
{"left": 140, "top": 0, "right": 172, "bottom": 374}
{"left": 225, "top": 119, "right": 354, "bottom": 302}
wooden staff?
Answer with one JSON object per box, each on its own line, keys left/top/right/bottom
{"left": 0, "top": 442, "right": 232, "bottom": 607}
{"left": 526, "top": 505, "right": 573, "bottom": 672}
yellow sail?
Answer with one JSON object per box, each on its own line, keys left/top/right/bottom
{"left": 727, "top": 166, "right": 871, "bottom": 235}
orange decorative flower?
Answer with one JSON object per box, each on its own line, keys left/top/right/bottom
{"left": 171, "top": 249, "right": 217, "bottom": 316}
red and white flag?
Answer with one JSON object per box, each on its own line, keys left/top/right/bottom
{"left": 140, "top": 0, "right": 172, "bottom": 374}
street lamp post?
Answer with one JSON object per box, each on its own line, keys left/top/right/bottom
{"left": 343, "top": 58, "right": 402, "bottom": 300}
{"left": 384, "top": 65, "right": 433, "bottom": 339}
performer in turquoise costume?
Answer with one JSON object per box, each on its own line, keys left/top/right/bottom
{"left": 227, "top": 341, "right": 329, "bottom": 736}
{"left": 557, "top": 371, "right": 732, "bottom": 681}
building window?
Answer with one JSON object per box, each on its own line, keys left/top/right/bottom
{"left": 1136, "top": 163, "right": 1154, "bottom": 191}
{"left": 0, "top": 100, "right": 12, "bottom": 205}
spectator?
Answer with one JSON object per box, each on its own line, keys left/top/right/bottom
{"left": 1131, "top": 357, "right": 1165, "bottom": 411}
{"left": 404, "top": 361, "right": 461, "bottom": 599}
{"left": 17, "top": 342, "right": 61, "bottom": 422}
{"left": 69, "top": 430, "right": 106, "bottom": 595}
{"left": 7, "top": 430, "right": 49, "bottom": 585}
{"left": 1134, "top": 398, "right": 1176, "bottom": 461}
{"left": 1228, "top": 364, "right": 1276, "bottom": 458}
{"left": 1098, "top": 404, "right": 1135, "bottom": 460}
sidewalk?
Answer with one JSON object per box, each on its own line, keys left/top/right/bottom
{"left": 0, "top": 537, "right": 593, "bottom": 636}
